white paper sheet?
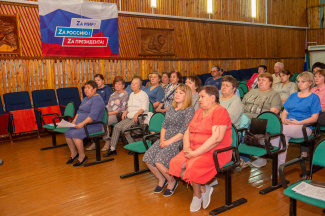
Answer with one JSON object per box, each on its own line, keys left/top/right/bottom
{"left": 292, "top": 181, "right": 325, "bottom": 202}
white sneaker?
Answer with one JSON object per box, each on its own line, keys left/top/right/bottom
{"left": 202, "top": 185, "right": 214, "bottom": 209}
{"left": 208, "top": 179, "right": 219, "bottom": 187}
{"left": 86, "top": 143, "right": 96, "bottom": 151}
{"left": 251, "top": 158, "right": 267, "bottom": 168}
{"left": 190, "top": 196, "right": 202, "bottom": 212}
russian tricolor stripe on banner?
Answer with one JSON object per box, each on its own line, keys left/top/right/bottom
{"left": 39, "top": 0, "right": 119, "bottom": 57}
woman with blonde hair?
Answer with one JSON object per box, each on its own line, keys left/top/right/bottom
{"left": 143, "top": 84, "right": 195, "bottom": 197}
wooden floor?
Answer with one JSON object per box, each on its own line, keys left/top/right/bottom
{"left": 0, "top": 133, "right": 325, "bottom": 216}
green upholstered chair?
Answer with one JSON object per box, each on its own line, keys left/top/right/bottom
{"left": 41, "top": 102, "right": 75, "bottom": 150}
{"left": 238, "top": 83, "right": 248, "bottom": 94}
{"left": 288, "top": 122, "right": 321, "bottom": 174}
{"left": 120, "top": 112, "right": 165, "bottom": 179}
{"left": 82, "top": 108, "right": 114, "bottom": 166}
{"left": 279, "top": 138, "right": 325, "bottom": 216}
{"left": 209, "top": 125, "right": 247, "bottom": 215}
{"left": 237, "top": 111, "right": 286, "bottom": 195}
{"left": 239, "top": 80, "right": 248, "bottom": 84}
{"left": 237, "top": 87, "right": 244, "bottom": 100}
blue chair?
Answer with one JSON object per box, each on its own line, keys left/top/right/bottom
{"left": 279, "top": 138, "right": 325, "bottom": 216}
{"left": 3, "top": 91, "right": 39, "bottom": 139}
{"left": 226, "top": 70, "right": 242, "bottom": 81}
{"left": 125, "top": 81, "right": 131, "bottom": 89}
{"left": 182, "top": 76, "right": 187, "bottom": 84}
{"left": 209, "top": 125, "right": 247, "bottom": 215}
{"left": 142, "top": 79, "right": 149, "bottom": 86}
{"left": 32, "top": 89, "right": 61, "bottom": 129}
{"left": 238, "top": 69, "right": 251, "bottom": 81}
{"left": 57, "top": 87, "right": 81, "bottom": 115}
{"left": 201, "top": 73, "right": 212, "bottom": 85}
{"left": 197, "top": 74, "right": 204, "bottom": 85}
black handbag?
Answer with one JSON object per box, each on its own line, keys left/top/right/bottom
{"left": 116, "top": 113, "right": 123, "bottom": 122}
{"left": 244, "top": 131, "right": 273, "bottom": 150}
{"left": 317, "top": 112, "right": 325, "bottom": 126}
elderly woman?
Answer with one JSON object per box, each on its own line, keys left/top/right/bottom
{"left": 274, "top": 72, "right": 321, "bottom": 168}
{"left": 219, "top": 75, "right": 243, "bottom": 127}
{"left": 65, "top": 80, "right": 105, "bottom": 167}
{"left": 160, "top": 71, "right": 170, "bottom": 91}
{"left": 273, "top": 70, "right": 298, "bottom": 104}
{"left": 242, "top": 72, "right": 282, "bottom": 120}
{"left": 185, "top": 75, "right": 201, "bottom": 110}
{"left": 168, "top": 86, "right": 232, "bottom": 212}
{"left": 156, "top": 71, "right": 183, "bottom": 113}
{"left": 312, "top": 69, "right": 325, "bottom": 126}
{"left": 143, "top": 84, "right": 195, "bottom": 196}
{"left": 86, "top": 77, "right": 129, "bottom": 151}
{"left": 103, "top": 78, "right": 149, "bottom": 157}
{"left": 144, "top": 72, "right": 165, "bottom": 109}
{"left": 272, "top": 62, "right": 284, "bottom": 87}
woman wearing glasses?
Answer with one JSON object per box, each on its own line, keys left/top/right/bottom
{"left": 275, "top": 72, "right": 321, "bottom": 168}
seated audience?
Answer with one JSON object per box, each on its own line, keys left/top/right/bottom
{"left": 219, "top": 76, "right": 243, "bottom": 127}
{"left": 160, "top": 71, "right": 170, "bottom": 91}
{"left": 275, "top": 72, "right": 321, "bottom": 168}
{"left": 312, "top": 62, "right": 325, "bottom": 73}
{"left": 143, "top": 84, "right": 195, "bottom": 196}
{"left": 168, "top": 86, "right": 232, "bottom": 212}
{"left": 65, "top": 80, "right": 105, "bottom": 167}
{"left": 125, "top": 75, "right": 147, "bottom": 95}
{"left": 144, "top": 72, "right": 165, "bottom": 109}
{"left": 247, "top": 65, "right": 267, "bottom": 90}
{"left": 312, "top": 69, "right": 325, "bottom": 125}
{"left": 156, "top": 71, "right": 182, "bottom": 113}
{"left": 273, "top": 70, "right": 298, "bottom": 104}
{"left": 242, "top": 72, "right": 282, "bottom": 120}
{"left": 145, "top": 72, "right": 153, "bottom": 87}
{"left": 185, "top": 75, "right": 201, "bottom": 110}
{"left": 103, "top": 78, "right": 149, "bottom": 157}
{"left": 86, "top": 78, "right": 129, "bottom": 151}
{"left": 204, "top": 66, "right": 223, "bottom": 89}
{"left": 272, "top": 62, "right": 284, "bottom": 87}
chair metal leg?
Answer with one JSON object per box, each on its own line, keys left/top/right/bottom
{"left": 83, "top": 139, "right": 114, "bottom": 167}
{"left": 120, "top": 152, "right": 149, "bottom": 179}
{"left": 41, "top": 132, "right": 67, "bottom": 150}
{"left": 259, "top": 155, "right": 283, "bottom": 195}
{"left": 290, "top": 198, "right": 297, "bottom": 216}
{"left": 209, "top": 171, "right": 247, "bottom": 215}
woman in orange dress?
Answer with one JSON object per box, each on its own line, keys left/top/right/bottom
{"left": 168, "top": 86, "right": 232, "bottom": 212}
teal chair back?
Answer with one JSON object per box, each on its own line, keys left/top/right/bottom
{"left": 312, "top": 139, "right": 325, "bottom": 167}
{"left": 149, "top": 101, "right": 154, "bottom": 113}
{"left": 238, "top": 83, "right": 248, "bottom": 93}
{"left": 148, "top": 112, "right": 165, "bottom": 133}
{"left": 103, "top": 108, "right": 108, "bottom": 124}
{"left": 231, "top": 125, "right": 238, "bottom": 147}
{"left": 63, "top": 102, "right": 75, "bottom": 118}
{"left": 257, "top": 111, "right": 282, "bottom": 135}
{"left": 239, "top": 113, "right": 250, "bottom": 129}
{"left": 237, "top": 87, "right": 244, "bottom": 99}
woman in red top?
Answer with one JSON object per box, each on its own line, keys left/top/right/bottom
{"left": 168, "top": 86, "right": 232, "bottom": 212}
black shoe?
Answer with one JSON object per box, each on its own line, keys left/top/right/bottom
{"left": 103, "top": 150, "right": 117, "bottom": 157}
{"left": 66, "top": 153, "right": 79, "bottom": 165}
{"left": 73, "top": 156, "right": 88, "bottom": 167}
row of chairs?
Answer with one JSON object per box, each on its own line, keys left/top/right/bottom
{"left": 0, "top": 87, "right": 81, "bottom": 143}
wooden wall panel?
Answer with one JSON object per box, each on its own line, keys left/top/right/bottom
{"left": 308, "top": 29, "right": 325, "bottom": 45}
{"left": 24, "top": 0, "right": 307, "bottom": 26}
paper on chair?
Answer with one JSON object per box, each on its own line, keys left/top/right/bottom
{"left": 55, "top": 119, "right": 76, "bottom": 128}
{"left": 292, "top": 181, "right": 325, "bottom": 201}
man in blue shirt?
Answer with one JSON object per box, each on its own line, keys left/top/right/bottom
{"left": 204, "top": 66, "right": 223, "bottom": 89}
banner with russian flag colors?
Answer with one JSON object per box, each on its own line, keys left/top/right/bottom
{"left": 39, "top": 0, "right": 119, "bottom": 57}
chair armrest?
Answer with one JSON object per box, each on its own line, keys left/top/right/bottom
{"left": 52, "top": 116, "right": 73, "bottom": 128}
{"left": 137, "top": 114, "right": 148, "bottom": 124}
{"left": 265, "top": 133, "right": 287, "bottom": 156}
{"left": 302, "top": 122, "right": 321, "bottom": 142}
{"left": 83, "top": 121, "right": 107, "bottom": 138}
{"left": 213, "top": 146, "right": 240, "bottom": 173}
{"left": 142, "top": 132, "right": 161, "bottom": 150}
{"left": 279, "top": 157, "right": 308, "bottom": 189}
{"left": 236, "top": 127, "right": 249, "bottom": 144}
{"left": 41, "top": 113, "right": 60, "bottom": 125}
{"left": 123, "top": 127, "right": 145, "bottom": 134}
